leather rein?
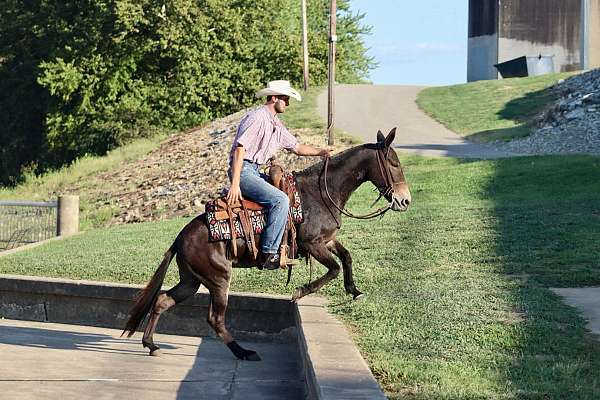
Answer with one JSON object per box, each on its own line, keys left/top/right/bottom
{"left": 321, "top": 145, "right": 402, "bottom": 227}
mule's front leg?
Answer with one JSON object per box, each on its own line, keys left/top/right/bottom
{"left": 292, "top": 243, "right": 341, "bottom": 302}
{"left": 327, "top": 240, "right": 363, "bottom": 300}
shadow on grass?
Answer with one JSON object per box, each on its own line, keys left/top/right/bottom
{"left": 485, "top": 155, "right": 600, "bottom": 398}
{"left": 393, "top": 142, "right": 511, "bottom": 158}
{"left": 467, "top": 84, "right": 557, "bottom": 144}
{"left": 466, "top": 125, "right": 531, "bottom": 144}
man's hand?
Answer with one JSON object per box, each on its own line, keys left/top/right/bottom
{"left": 318, "top": 147, "right": 333, "bottom": 158}
{"left": 226, "top": 184, "right": 243, "bottom": 205}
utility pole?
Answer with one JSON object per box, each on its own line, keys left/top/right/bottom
{"left": 301, "top": 0, "right": 309, "bottom": 91}
{"left": 581, "top": 0, "right": 590, "bottom": 69}
{"left": 327, "top": 0, "right": 337, "bottom": 146}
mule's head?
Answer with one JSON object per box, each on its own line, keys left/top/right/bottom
{"left": 367, "top": 128, "right": 411, "bottom": 212}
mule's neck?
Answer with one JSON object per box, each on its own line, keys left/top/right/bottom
{"left": 300, "top": 146, "right": 371, "bottom": 209}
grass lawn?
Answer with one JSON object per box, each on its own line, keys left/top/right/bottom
{"left": 416, "top": 72, "right": 577, "bottom": 143}
{"left": 2, "top": 153, "right": 600, "bottom": 399}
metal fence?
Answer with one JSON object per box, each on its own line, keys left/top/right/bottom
{"left": 0, "top": 201, "right": 58, "bottom": 251}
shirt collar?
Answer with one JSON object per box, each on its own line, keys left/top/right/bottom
{"left": 262, "top": 105, "right": 280, "bottom": 126}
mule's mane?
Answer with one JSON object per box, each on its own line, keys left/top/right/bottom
{"left": 297, "top": 144, "right": 374, "bottom": 177}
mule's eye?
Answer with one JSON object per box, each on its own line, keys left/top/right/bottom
{"left": 388, "top": 158, "right": 400, "bottom": 168}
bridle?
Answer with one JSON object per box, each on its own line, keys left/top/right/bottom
{"left": 321, "top": 144, "right": 405, "bottom": 227}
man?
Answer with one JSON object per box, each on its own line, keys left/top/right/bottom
{"left": 227, "top": 80, "right": 331, "bottom": 270}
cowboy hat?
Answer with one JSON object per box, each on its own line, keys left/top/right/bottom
{"left": 255, "top": 80, "right": 302, "bottom": 102}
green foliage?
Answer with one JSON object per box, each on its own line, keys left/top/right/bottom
{"left": 0, "top": 0, "right": 374, "bottom": 185}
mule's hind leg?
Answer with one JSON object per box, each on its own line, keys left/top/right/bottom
{"left": 206, "top": 282, "right": 261, "bottom": 361}
{"left": 327, "top": 240, "right": 363, "bottom": 300}
{"left": 292, "top": 243, "right": 341, "bottom": 302}
{"left": 142, "top": 267, "right": 200, "bottom": 356}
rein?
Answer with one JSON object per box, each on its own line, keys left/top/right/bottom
{"left": 321, "top": 146, "right": 399, "bottom": 227}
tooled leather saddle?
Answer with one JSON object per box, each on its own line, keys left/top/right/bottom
{"left": 204, "top": 163, "right": 304, "bottom": 267}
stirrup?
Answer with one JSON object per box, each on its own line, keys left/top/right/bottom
{"left": 279, "top": 245, "right": 300, "bottom": 268}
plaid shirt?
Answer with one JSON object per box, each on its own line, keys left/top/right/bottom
{"left": 229, "top": 106, "right": 298, "bottom": 165}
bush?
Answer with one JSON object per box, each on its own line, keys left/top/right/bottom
{"left": 0, "top": 0, "right": 374, "bottom": 185}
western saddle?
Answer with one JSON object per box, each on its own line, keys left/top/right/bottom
{"left": 211, "top": 162, "right": 298, "bottom": 268}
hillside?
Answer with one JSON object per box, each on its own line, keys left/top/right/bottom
{"left": 418, "top": 70, "right": 600, "bottom": 155}
{"left": 0, "top": 88, "right": 353, "bottom": 229}
{"left": 81, "top": 110, "right": 339, "bottom": 225}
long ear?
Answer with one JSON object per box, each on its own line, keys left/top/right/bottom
{"left": 376, "top": 130, "right": 385, "bottom": 143}
{"left": 385, "top": 127, "right": 396, "bottom": 148}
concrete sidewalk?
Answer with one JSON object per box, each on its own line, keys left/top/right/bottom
{"left": 551, "top": 287, "right": 600, "bottom": 335}
{"left": 318, "top": 85, "right": 512, "bottom": 159}
{"left": 0, "top": 319, "right": 304, "bottom": 400}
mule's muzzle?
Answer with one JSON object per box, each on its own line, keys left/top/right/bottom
{"left": 390, "top": 185, "right": 411, "bottom": 212}
{"left": 391, "top": 196, "right": 410, "bottom": 211}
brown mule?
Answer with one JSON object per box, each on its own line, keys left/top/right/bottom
{"left": 122, "top": 128, "right": 411, "bottom": 361}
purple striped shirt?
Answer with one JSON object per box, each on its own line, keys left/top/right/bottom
{"left": 229, "top": 106, "right": 299, "bottom": 165}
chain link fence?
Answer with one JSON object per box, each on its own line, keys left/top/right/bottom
{"left": 0, "top": 201, "right": 58, "bottom": 251}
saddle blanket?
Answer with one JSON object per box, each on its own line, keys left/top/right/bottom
{"left": 205, "top": 172, "right": 304, "bottom": 242}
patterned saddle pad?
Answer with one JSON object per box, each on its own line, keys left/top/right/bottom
{"left": 205, "top": 172, "right": 304, "bottom": 242}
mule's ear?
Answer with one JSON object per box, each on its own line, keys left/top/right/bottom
{"left": 376, "top": 130, "right": 385, "bottom": 143}
{"left": 385, "top": 127, "right": 396, "bottom": 147}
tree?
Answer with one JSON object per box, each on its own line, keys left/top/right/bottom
{"left": 0, "top": 0, "right": 375, "bottom": 186}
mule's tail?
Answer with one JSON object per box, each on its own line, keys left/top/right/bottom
{"left": 122, "top": 241, "right": 177, "bottom": 337}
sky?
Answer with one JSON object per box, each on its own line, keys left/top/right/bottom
{"left": 350, "top": 0, "right": 469, "bottom": 86}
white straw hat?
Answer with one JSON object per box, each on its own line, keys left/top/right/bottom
{"left": 255, "top": 80, "right": 302, "bottom": 102}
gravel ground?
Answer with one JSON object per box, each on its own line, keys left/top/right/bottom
{"left": 493, "top": 69, "right": 600, "bottom": 156}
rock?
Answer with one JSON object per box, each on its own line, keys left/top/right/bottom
{"left": 565, "top": 109, "right": 585, "bottom": 120}
{"left": 494, "top": 68, "right": 600, "bottom": 156}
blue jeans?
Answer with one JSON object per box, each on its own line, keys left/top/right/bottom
{"left": 232, "top": 160, "right": 289, "bottom": 254}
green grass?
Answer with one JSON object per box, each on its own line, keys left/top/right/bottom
{"left": 0, "top": 136, "right": 166, "bottom": 202}
{"left": 2, "top": 153, "right": 600, "bottom": 399}
{"left": 0, "top": 135, "right": 168, "bottom": 229}
{"left": 417, "top": 72, "right": 577, "bottom": 143}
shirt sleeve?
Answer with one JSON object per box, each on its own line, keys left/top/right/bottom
{"left": 278, "top": 125, "right": 299, "bottom": 151}
{"left": 236, "top": 114, "right": 262, "bottom": 149}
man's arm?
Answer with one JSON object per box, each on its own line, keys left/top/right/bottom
{"left": 292, "top": 144, "right": 331, "bottom": 158}
{"left": 227, "top": 145, "right": 245, "bottom": 205}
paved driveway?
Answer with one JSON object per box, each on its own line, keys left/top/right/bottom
{"left": 317, "top": 84, "right": 512, "bottom": 158}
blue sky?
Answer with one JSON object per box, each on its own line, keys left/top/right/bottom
{"left": 350, "top": 0, "right": 469, "bottom": 86}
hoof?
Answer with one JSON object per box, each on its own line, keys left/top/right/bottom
{"left": 243, "top": 351, "right": 262, "bottom": 361}
{"left": 149, "top": 348, "right": 162, "bottom": 357}
{"left": 353, "top": 292, "right": 365, "bottom": 301}
{"left": 291, "top": 287, "right": 304, "bottom": 303}
{"left": 143, "top": 341, "right": 160, "bottom": 356}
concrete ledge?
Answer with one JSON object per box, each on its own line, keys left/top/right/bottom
{"left": 0, "top": 274, "right": 386, "bottom": 399}
{"left": 295, "top": 296, "right": 387, "bottom": 400}
{"left": 0, "top": 274, "right": 296, "bottom": 342}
